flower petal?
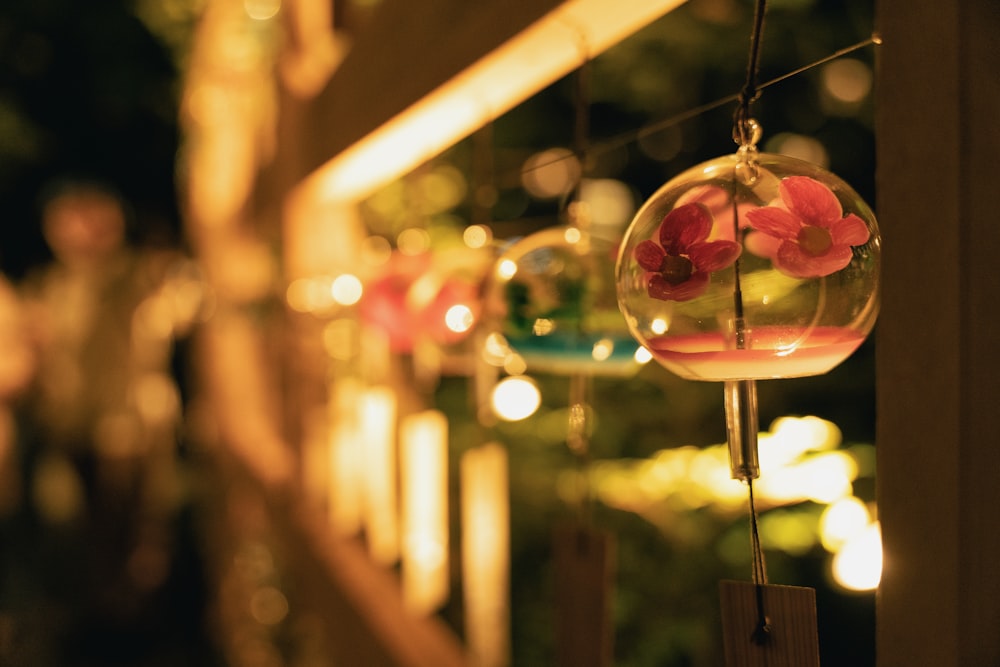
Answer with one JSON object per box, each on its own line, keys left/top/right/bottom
{"left": 779, "top": 176, "right": 843, "bottom": 227}
{"left": 746, "top": 206, "right": 800, "bottom": 240}
{"left": 660, "top": 203, "right": 712, "bottom": 254}
{"left": 774, "top": 242, "right": 854, "bottom": 278}
{"left": 687, "top": 240, "right": 741, "bottom": 272}
{"left": 829, "top": 213, "right": 871, "bottom": 246}
{"left": 648, "top": 272, "right": 710, "bottom": 302}
{"left": 634, "top": 240, "right": 666, "bottom": 271}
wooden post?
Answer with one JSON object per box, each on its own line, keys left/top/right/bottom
{"left": 875, "top": 0, "right": 1000, "bottom": 664}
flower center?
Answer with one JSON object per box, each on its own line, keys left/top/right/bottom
{"left": 797, "top": 225, "right": 833, "bottom": 257}
{"left": 661, "top": 254, "right": 693, "bottom": 285}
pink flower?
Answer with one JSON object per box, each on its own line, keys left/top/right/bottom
{"left": 745, "top": 176, "right": 870, "bottom": 279}
{"left": 634, "top": 203, "right": 742, "bottom": 302}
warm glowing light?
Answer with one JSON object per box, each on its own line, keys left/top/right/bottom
{"left": 532, "top": 318, "right": 555, "bottom": 336}
{"left": 759, "top": 416, "right": 842, "bottom": 467}
{"left": 406, "top": 274, "right": 439, "bottom": 314}
{"left": 400, "top": 410, "right": 450, "bottom": 614}
{"left": 768, "top": 133, "right": 830, "bottom": 169}
{"left": 563, "top": 226, "right": 582, "bottom": 244}
{"left": 491, "top": 376, "right": 541, "bottom": 421}
{"left": 759, "top": 510, "right": 819, "bottom": 556}
{"left": 331, "top": 273, "right": 363, "bottom": 306}
{"left": 287, "top": 277, "right": 326, "bottom": 313}
{"left": 361, "top": 387, "right": 400, "bottom": 565}
{"left": 522, "top": 148, "right": 580, "bottom": 199}
{"left": 328, "top": 379, "right": 363, "bottom": 535}
{"left": 820, "top": 496, "right": 871, "bottom": 552}
{"left": 250, "top": 586, "right": 289, "bottom": 625}
{"left": 482, "top": 332, "right": 511, "bottom": 366}
{"left": 651, "top": 318, "right": 668, "bottom": 335}
{"left": 398, "top": 228, "right": 432, "bottom": 255}
{"left": 591, "top": 416, "right": 859, "bottom": 511}
{"left": 822, "top": 58, "right": 873, "bottom": 104}
{"left": 464, "top": 224, "right": 492, "bottom": 249}
{"left": 416, "top": 165, "right": 468, "bottom": 213}
{"left": 832, "top": 522, "right": 882, "bottom": 591}
{"left": 134, "top": 294, "right": 175, "bottom": 341}
{"left": 634, "top": 346, "right": 653, "bottom": 364}
{"left": 502, "top": 354, "right": 527, "bottom": 376}
{"left": 445, "top": 304, "right": 475, "bottom": 333}
{"left": 757, "top": 451, "right": 856, "bottom": 504}
{"left": 592, "top": 338, "right": 614, "bottom": 362}
{"left": 133, "top": 373, "right": 180, "bottom": 425}
{"left": 496, "top": 258, "right": 518, "bottom": 280}
{"left": 461, "top": 443, "right": 510, "bottom": 667}
{"left": 244, "top": 0, "right": 280, "bottom": 20}
{"left": 580, "top": 178, "right": 636, "bottom": 231}
{"left": 298, "top": 0, "right": 685, "bottom": 203}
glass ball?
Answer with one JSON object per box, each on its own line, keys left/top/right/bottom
{"left": 615, "top": 152, "right": 880, "bottom": 381}
{"left": 486, "top": 225, "right": 641, "bottom": 377}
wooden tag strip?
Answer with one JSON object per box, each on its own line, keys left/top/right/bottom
{"left": 553, "top": 523, "right": 615, "bottom": 667}
{"left": 719, "top": 580, "right": 820, "bottom": 667}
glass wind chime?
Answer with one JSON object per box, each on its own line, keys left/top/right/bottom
{"left": 615, "top": 2, "right": 880, "bottom": 664}
{"left": 485, "top": 60, "right": 634, "bottom": 667}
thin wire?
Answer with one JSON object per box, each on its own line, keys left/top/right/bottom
{"left": 522, "top": 34, "right": 881, "bottom": 175}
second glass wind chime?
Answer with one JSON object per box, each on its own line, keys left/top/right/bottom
{"left": 615, "top": 1, "right": 881, "bottom": 663}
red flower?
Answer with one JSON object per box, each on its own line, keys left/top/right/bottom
{"left": 634, "top": 203, "right": 742, "bottom": 302}
{"left": 745, "top": 176, "right": 870, "bottom": 279}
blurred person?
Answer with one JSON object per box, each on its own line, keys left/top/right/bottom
{"left": 16, "top": 179, "right": 205, "bottom": 663}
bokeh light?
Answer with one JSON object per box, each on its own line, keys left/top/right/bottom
{"left": 832, "top": 522, "right": 882, "bottom": 591}
{"left": 397, "top": 228, "right": 432, "bottom": 255}
{"left": 521, "top": 148, "right": 580, "bottom": 199}
{"left": 444, "top": 304, "right": 475, "bottom": 333}
{"left": 331, "top": 273, "right": 363, "bottom": 306}
{"left": 491, "top": 376, "right": 541, "bottom": 421}
{"left": 821, "top": 58, "right": 873, "bottom": 108}
{"left": 244, "top": 0, "right": 281, "bottom": 21}
{"left": 463, "top": 224, "right": 492, "bottom": 249}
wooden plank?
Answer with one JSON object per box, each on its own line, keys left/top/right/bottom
{"left": 552, "top": 523, "right": 615, "bottom": 667}
{"left": 293, "top": 0, "right": 687, "bottom": 199}
{"left": 719, "top": 581, "right": 819, "bottom": 667}
{"left": 297, "top": 0, "right": 557, "bottom": 188}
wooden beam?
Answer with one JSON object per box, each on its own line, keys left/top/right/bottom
{"left": 875, "top": 0, "right": 1000, "bottom": 664}
{"left": 293, "top": 0, "right": 687, "bottom": 201}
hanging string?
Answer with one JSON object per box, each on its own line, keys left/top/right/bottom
{"left": 748, "top": 477, "right": 771, "bottom": 645}
{"left": 734, "top": 0, "right": 768, "bottom": 145}
{"left": 734, "top": 0, "right": 773, "bottom": 648}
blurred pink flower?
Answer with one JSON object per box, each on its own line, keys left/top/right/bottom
{"left": 634, "top": 203, "right": 742, "bottom": 302}
{"left": 745, "top": 176, "right": 870, "bottom": 279}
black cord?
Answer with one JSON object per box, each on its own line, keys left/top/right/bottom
{"left": 738, "top": 1, "right": 773, "bottom": 647}
{"left": 748, "top": 478, "right": 772, "bottom": 645}
{"left": 734, "top": 0, "right": 769, "bottom": 145}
